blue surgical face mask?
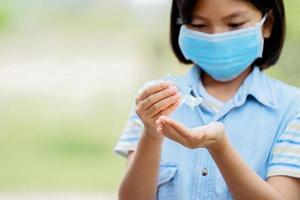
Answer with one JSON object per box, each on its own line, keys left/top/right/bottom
{"left": 178, "top": 15, "right": 267, "bottom": 82}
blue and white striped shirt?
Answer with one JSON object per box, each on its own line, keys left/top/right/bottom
{"left": 114, "top": 65, "right": 300, "bottom": 199}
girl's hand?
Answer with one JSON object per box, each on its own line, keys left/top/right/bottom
{"left": 156, "top": 116, "right": 228, "bottom": 151}
{"left": 135, "top": 82, "right": 181, "bottom": 141}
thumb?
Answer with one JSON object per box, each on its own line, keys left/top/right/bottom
{"left": 192, "top": 122, "right": 225, "bottom": 140}
{"left": 205, "top": 122, "right": 225, "bottom": 140}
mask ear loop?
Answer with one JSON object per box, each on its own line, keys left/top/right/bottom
{"left": 256, "top": 12, "right": 269, "bottom": 59}
{"left": 258, "top": 14, "right": 268, "bottom": 26}
{"left": 176, "top": 17, "right": 184, "bottom": 25}
{"left": 259, "top": 7, "right": 273, "bottom": 26}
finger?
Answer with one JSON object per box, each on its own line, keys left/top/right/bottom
{"left": 146, "top": 94, "right": 180, "bottom": 118}
{"left": 162, "top": 120, "right": 218, "bottom": 148}
{"left": 199, "top": 139, "right": 219, "bottom": 147}
{"left": 158, "top": 122, "right": 189, "bottom": 146}
{"left": 192, "top": 122, "right": 223, "bottom": 141}
{"left": 159, "top": 120, "right": 218, "bottom": 148}
{"left": 141, "top": 86, "right": 178, "bottom": 110}
{"left": 160, "top": 100, "right": 181, "bottom": 116}
{"left": 155, "top": 117, "right": 163, "bottom": 128}
{"left": 162, "top": 117, "right": 193, "bottom": 139}
{"left": 191, "top": 126, "right": 207, "bottom": 140}
{"left": 152, "top": 100, "right": 180, "bottom": 119}
{"left": 203, "top": 122, "right": 225, "bottom": 140}
{"left": 137, "top": 82, "right": 172, "bottom": 102}
{"left": 190, "top": 122, "right": 225, "bottom": 143}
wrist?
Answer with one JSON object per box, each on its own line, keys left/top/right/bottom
{"left": 141, "top": 129, "right": 164, "bottom": 144}
{"left": 207, "top": 134, "right": 230, "bottom": 155}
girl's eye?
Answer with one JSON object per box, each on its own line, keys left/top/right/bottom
{"left": 190, "top": 24, "right": 207, "bottom": 29}
{"left": 228, "top": 22, "right": 246, "bottom": 29}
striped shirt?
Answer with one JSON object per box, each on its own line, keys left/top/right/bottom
{"left": 114, "top": 65, "right": 300, "bottom": 199}
{"left": 267, "top": 109, "right": 300, "bottom": 177}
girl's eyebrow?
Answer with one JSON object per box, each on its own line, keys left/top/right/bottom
{"left": 193, "top": 11, "right": 250, "bottom": 20}
{"left": 223, "top": 11, "right": 250, "bottom": 20}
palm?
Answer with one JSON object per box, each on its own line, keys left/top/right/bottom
{"left": 156, "top": 116, "right": 225, "bottom": 149}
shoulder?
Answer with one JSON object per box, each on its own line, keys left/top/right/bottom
{"left": 268, "top": 75, "right": 300, "bottom": 96}
{"left": 266, "top": 74, "right": 300, "bottom": 107}
{"left": 264, "top": 73, "right": 300, "bottom": 122}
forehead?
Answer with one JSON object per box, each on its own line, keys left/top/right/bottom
{"left": 192, "top": 0, "right": 260, "bottom": 19}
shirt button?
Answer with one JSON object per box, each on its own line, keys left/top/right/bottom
{"left": 201, "top": 168, "right": 208, "bottom": 176}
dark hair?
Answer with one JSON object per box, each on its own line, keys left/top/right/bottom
{"left": 170, "top": 0, "right": 286, "bottom": 69}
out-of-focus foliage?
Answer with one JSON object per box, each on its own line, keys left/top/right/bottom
{"left": 0, "top": 1, "right": 11, "bottom": 31}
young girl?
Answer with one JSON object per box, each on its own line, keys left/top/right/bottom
{"left": 114, "top": 0, "right": 300, "bottom": 199}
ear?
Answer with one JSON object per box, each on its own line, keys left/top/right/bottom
{"left": 262, "top": 10, "right": 275, "bottom": 39}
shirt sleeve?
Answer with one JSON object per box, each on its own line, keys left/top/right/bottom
{"left": 267, "top": 109, "right": 300, "bottom": 178}
{"left": 113, "top": 79, "right": 161, "bottom": 158}
{"left": 113, "top": 101, "right": 144, "bottom": 158}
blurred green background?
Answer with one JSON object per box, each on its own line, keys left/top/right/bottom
{"left": 0, "top": 0, "right": 299, "bottom": 196}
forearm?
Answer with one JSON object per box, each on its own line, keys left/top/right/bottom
{"left": 208, "top": 139, "right": 283, "bottom": 200}
{"left": 119, "top": 130, "right": 163, "bottom": 200}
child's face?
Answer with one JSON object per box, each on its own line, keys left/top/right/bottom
{"left": 187, "top": 0, "right": 273, "bottom": 38}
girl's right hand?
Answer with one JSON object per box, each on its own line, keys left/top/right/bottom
{"left": 135, "top": 82, "right": 181, "bottom": 141}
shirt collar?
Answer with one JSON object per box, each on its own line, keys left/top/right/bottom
{"left": 179, "top": 64, "right": 278, "bottom": 109}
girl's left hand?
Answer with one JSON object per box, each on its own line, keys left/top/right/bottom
{"left": 156, "top": 115, "right": 228, "bottom": 152}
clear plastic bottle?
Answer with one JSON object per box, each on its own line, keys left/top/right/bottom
{"left": 162, "top": 74, "right": 203, "bottom": 110}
